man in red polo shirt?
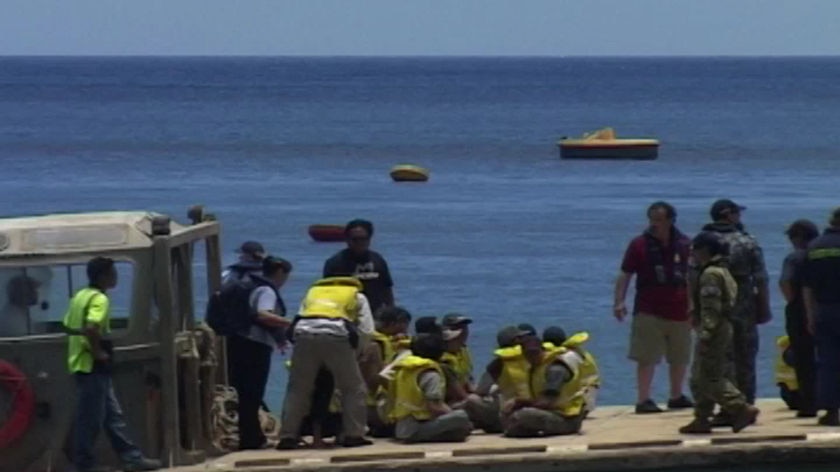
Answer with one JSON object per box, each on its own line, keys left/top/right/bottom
{"left": 613, "top": 201, "right": 694, "bottom": 414}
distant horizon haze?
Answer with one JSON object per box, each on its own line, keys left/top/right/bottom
{"left": 2, "top": 0, "right": 839, "bottom": 56}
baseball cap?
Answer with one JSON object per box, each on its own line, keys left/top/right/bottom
{"left": 784, "top": 219, "right": 819, "bottom": 240}
{"left": 517, "top": 323, "right": 537, "bottom": 336}
{"left": 710, "top": 199, "right": 746, "bottom": 221}
{"left": 496, "top": 325, "right": 530, "bottom": 348}
{"left": 441, "top": 313, "right": 472, "bottom": 328}
{"left": 237, "top": 241, "right": 265, "bottom": 258}
{"left": 542, "top": 326, "right": 567, "bottom": 346}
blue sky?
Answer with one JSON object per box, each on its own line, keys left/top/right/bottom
{"left": 2, "top": 0, "right": 839, "bottom": 56}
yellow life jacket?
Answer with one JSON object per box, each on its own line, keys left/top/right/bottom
{"left": 389, "top": 355, "right": 444, "bottom": 422}
{"left": 775, "top": 335, "right": 798, "bottom": 391}
{"left": 441, "top": 347, "right": 473, "bottom": 386}
{"left": 300, "top": 277, "right": 362, "bottom": 321}
{"left": 561, "top": 332, "right": 601, "bottom": 391}
{"left": 393, "top": 335, "right": 412, "bottom": 353}
{"left": 366, "top": 331, "right": 396, "bottom": 407}
{"left": 284, "top": 360, "right": 341, "bottom": 413}
{"left": 494, "top": 345, "right": 533, "bottom": 402}
{"left": 529, "top": 346, "right": 586, "bottom": 417}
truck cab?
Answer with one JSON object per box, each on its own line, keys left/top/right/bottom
{"left": 0, "top": 206, "right": 224, "bottom": 472}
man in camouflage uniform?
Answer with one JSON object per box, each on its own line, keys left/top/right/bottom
{"left": 680, "top": 232, "right": 760, "bottom": 434}
{"left": 698, "top": 199, "right": 770, "bottom": 410}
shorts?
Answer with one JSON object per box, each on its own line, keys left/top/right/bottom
{"left": 628, "top": 312, "right": 692, "bottom": 366}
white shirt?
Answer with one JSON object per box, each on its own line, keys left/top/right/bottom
{"left": 293, "top": 293, "right": 374, "bottom": 347}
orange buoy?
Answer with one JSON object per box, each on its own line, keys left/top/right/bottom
{"left": 390, "top": 164, "right": 430, "bottom": 182}
{"left": 307, "top": 224, "right": 345, "bottom": 243}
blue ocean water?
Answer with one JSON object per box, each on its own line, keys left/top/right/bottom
{"left": 1, "top": 57, "right": 839, "bottom": 410}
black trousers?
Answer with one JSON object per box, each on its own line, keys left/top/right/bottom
{"left": 786, "top": 302, "right": 817, "bottom": 414}
{"left": 227, "top": 335, "right": 273, "bottom": 449}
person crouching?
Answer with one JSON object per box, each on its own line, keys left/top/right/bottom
{"left": 390, "top": 333, "right": 473, "bottom": 443}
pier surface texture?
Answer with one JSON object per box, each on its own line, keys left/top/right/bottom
{"left": 169, "top": 399, "right": 840, "bottom": 472}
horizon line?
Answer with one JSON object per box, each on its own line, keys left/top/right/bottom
{"left": 1, "top": 53, "right": 839, "bottom": 59}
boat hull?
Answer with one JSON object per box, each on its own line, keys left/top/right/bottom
{"left": 308, "top": 224, "right": 345, "bottom": 242}
{"left": 390, "top": 165, "right": 430, "bottom": 182}
{"left": 559, "top": 140, "right": 659, "bottom": 160}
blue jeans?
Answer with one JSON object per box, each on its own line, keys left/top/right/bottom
{"left": 73, "top": 371, "right": 143, "bottom": 471}
{"left": 815, "top": 303, "right": 840, "bottom": 410}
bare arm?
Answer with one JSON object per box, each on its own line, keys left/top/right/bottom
{"left": 613, "top": 272, "right": 631, "bottom": 321}
{"left": 84, "top": 323, "right": 108, "bottom": 361}
{"left": 256, "top": 311, "right": 291, "bottom": 328}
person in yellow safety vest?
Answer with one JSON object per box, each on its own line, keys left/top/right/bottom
{"left": 470, "top": 326, "right": 534, "bottom": 432}
{"left": 277, "top": 276, "right": 375, "bottom": 450}
{"left": 499, "top": 335, "right": 588, "bottom": 437}
{"left": 439, "top": 314, "right": 474, "bottom": 401}
{"left": 542, "top": 326, "right": 601, "bottom": 415}
{"left": 775, "top": 335, "right": 801, "bottom": 411}
{"left": 388, "top": 333, "right": 474, "bottom": 443}
{"left": 359, "top": 306, "right": 413, "bottom": 437}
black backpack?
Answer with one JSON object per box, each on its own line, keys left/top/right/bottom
{"left": 205, "top": 275, "right": 265, "bottom": 336}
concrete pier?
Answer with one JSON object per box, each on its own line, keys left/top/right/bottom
{"left": 170, "top": 399, "right": 840, "bottom": 471}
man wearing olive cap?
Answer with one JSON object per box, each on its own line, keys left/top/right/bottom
{"left": 693, "top": 199, "right": 769, "bottom": 420}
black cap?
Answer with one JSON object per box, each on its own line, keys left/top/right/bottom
{"left": 237, "top": 241, "right": 265, "bottom": 258}
{"left": 785, "top": 219, "right": 819, "bottom": 240}
{"left": 441, "top": 313, "right": 472, "bottom": 328}
{"left": 542, "top": 326, "right": 567, "bottom": 346}
{"left": 710, "top": 199, "right": 746, "bottom": 221}
{"left": 496, "top": 326, "right": 530, "bottom": 348}
{"left": 517, "top": 323, "right": 537, "bottom": 336}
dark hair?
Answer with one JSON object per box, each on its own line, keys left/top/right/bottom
{"left": 411, "top": 333, "right": 445, "bottom": 361}
{"left": 647, "top": 201, "right": 677, "bottom": 221}
{"left": 414, "top": 316, "right": 440, "bottom": 335}
{"left": 831, "top": 207, "right": 840, "bottom": 228}
{"left": 542, "top": 326, "right": 567, "bottom": 346}
{"left": 262, "top": 256, "right": 293, "bottom": 277}
{"left": 345, "top": 219, "right": 374, "bottom": 238}
{"left": 378, "top": 306, "right": 412, "bottom": 324}
{"left": 692, "top": 231, "right": 727, "bottom": 257}
{"left": 87, "top": 257, "right": 115, "bottom": 284}
{"left": 786, "top": 219, "right": 819, "bottom": 242}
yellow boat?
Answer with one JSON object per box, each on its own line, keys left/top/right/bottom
{"left": 558, "top": 127, "right": 659, "bottom": 160}
{"left": 390, "top": 164, "right": 430, "bottom": 182}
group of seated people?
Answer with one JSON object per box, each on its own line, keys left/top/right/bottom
{"left": 297, "top": 307, "right": 601, "bottom": 445}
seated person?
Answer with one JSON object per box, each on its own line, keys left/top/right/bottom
{"left": 360, "top": 306, "right": 412, "bottom": 437}
{"left": 502, "top": 336, "right": 587, "bottom": 438}
{"left": 542, "top": 325, "right": 600, "bottom": 415}
{"left": 390, "top": 333, "right": 473, "bottom": 443}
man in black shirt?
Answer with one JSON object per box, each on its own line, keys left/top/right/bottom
{"left": 803, "top": 207, "right": 840, "bottom": 426}
{"left": 323, "top": 219, "right": 394, "bottom": 315}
